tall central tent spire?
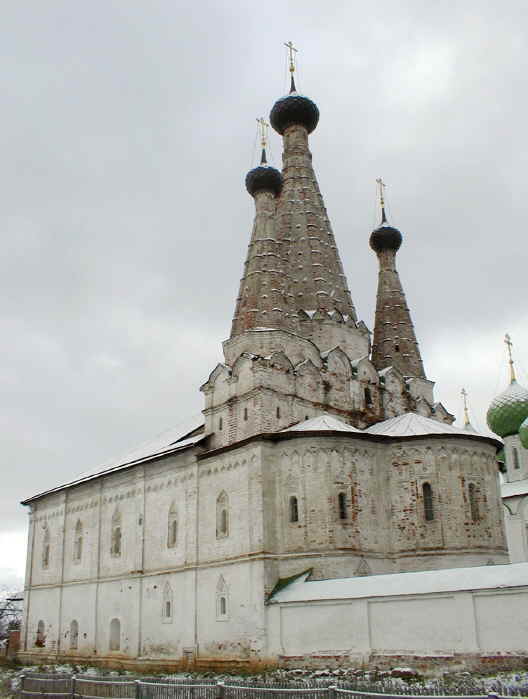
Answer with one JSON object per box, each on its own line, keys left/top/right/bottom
{"left": 370, "top": 181, "right": 426, "bottom": 379}
{"left": 269, "top": 44, "right": 358, "bottom": 330}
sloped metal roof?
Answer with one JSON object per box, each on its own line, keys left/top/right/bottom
{"left": 21, "top": 415, "right": 204, "bottom": 504}
{"left": 366, "top": 412, "right": 490, "bottom": 439}
{"left": 269, "top": 562, "right": 528, "bottom": 603}
{"left": 282, "top": 414, "right": 362, "bottom": 433}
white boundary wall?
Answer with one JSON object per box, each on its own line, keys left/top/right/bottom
{"left": 266, "top": 564, "right": 528, "bottom": 661}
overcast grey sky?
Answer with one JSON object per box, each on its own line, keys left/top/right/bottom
{"left": 2, "top": 0, "right": 527, "bottom": 587}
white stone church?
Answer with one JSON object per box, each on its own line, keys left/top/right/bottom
{"left": 19, "top": 65, "right": 528, "bottom": 669}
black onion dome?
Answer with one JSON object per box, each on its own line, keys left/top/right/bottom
{"left": 270, "top": 92, "right": 320, "bottom": 135}
{"left": 245, "top": 165, "right": 283, "bottom": 197}
{"left": 369, "top": 223, "right": 403, "bottom": 253}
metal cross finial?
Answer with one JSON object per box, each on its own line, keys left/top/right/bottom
{"left": 284, "top": 41, "right": 298, "bottom": 74}
{"left": 461, "top": 387, "right": 470, "bottom": 426}
{"left": 376, "top": 177, "right": 387, "bottom": 224}
{"left": 256, "top": 117, "right": 269, "bottom": 166}
{"left": 256, "top": 117, "right": 269, "bottom": 149}
{"left": 505, "top": 333, "right": 517, "bottom": 383}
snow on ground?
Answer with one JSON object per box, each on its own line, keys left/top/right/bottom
{"left": 1, "top": 663, "right": 528, "bottom": 697}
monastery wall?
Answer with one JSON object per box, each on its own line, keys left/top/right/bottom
{"left": 266, "top": 577, "right": 528, "bottom": 664}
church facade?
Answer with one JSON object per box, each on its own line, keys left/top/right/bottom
{"left": 20, "top": 66, "right": 517, "bottom": 669}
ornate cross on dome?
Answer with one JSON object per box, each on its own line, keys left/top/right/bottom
{"left": 257, "top": 117, "right": 269, "bottom": 148}
{"left": 284, "top": 41, "right": 298, "bottom": 73}
{"left": 461, "top": 387, "right": 470, "bottom": 426}
{"left": 505, "top": 333, "right": 517, "bottom": 383}
{"left": 284, "top": 41, "right": 298, "bottom": 92}
{"left": 376, "top": 177, "right": 387, "bottom": 224}
{"left": 256, "top": 117, "right": 269, "bottom": 165}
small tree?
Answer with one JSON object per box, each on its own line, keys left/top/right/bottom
{"left": 0, "top": 587, "right": 23, "bottom": 639}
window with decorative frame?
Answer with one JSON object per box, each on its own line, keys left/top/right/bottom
{"left": 338, "top": 491, "right": 347, "bottom": 520}
{"left": 110, "top": 509, "right": 122, "bottom": 557}
{"left": 468, "top": 482, "right": 480, "bottom": 522}
{"left": 42, "top": 526, "right": 50, "bottom": 569}
{"left": 167, "top": 504, "right": 178, "bottom": 548}
{"left": 289, "top": 495, "right": 299, "bottom": 523}
{"left": 109, "top": 618, "right": 120, "bottom": 651}
{"left": 216, "top": 491, "right": 229, "bottom": 538}
{"left": 73, "top": 520, "right": 83, "bottom": 563}
{"left": 69, "top": 619, "right": 79, "bottom": 650}
{"left": 216, "top": 575, "right": 229, "bottom": 620}
{"left": 422, "top": 482, "right": 434, "bottom": 521}
{"left": 35, "top": 620, "right": 46, "bottom": 647}
{"left": 162, "top": 582, "right": 173, "bottom": 623}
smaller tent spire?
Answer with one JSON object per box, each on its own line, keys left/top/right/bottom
{"left": 284, "top": 40, "right": 298, "bottom": 93}
{"left": 505, "top": 333, "right": 517, "bottom": 383}
{"left": 256, "top": 117, "right": 269, "bottom": 165}
{"left": 376, "top": 177, "right": 388, "bottom": 224}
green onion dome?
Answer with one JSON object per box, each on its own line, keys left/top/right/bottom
{"left": 519, "top": 416, "right": 528, "bottom": 449}
{"left": 486, "top": 380, "right": 528, "bottom": 438}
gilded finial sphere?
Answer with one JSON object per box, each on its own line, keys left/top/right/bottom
{"left": 245, "top": 165, "right": 283, "bottom": 198}
{"left": 369, "top": 223, "right": 403, "bottom": 253}
{"left": 486, "top": 380, "right": 528, "bottom": 438}
{"left": 270, "top": 93, "right": 319, "bottom": 135}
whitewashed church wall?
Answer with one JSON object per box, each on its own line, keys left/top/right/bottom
{"left": 266, "top": 586, "right": 528, "bottom": 659}
{"left": 95, "top": 578, "right": 141, "bottom": 656}
{"left": 63, "top": 485, "right": 100, "bottom": 583}
{"left": 30, "top": 494, "right": 65, "bottom": 587}
{"left": 25, "top": 586, "right": 61, "bottom": 652}
{"left": 196, "top": 560, "right": 266, "bottom": 659}
{"left": 198, "top": 445, "right": 263, "bottom": 563}
{"left": 59, "top": 583, "right": 97, "bottom": 656}
{"left": 142, "top": 455, "right": 198, "bottom": 572}
{"left": 99, "top": 475, "right": 140, "bottom": 579}
{"left": 140, "top": 571, "right": 195, "bottom": 658}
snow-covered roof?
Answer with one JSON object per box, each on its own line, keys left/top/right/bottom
{"left": 502, "top": 479, "right": 528, "bottom": 498}
{"left": 22, "top": 415, "right": 205, "bottom": 504}
{"left": 366, "top": 412, "right": 491, "bottom": 439}
{"left": 269, "top": 562, "right": 528, "bottom": 603}
{"left": 282, "top": 414, "right": 361, "bottom": 433}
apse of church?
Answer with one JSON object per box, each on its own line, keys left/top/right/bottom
{"left": 19, "top": 47, "right": 509, "bottom": 666}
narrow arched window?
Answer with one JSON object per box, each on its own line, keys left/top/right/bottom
{"left": 219, "top": 417, "right": 223, "bottom": 431}
{"left": 243, "top": 407, "right": 248, "bottom": 421}
{"left": 216, "top": 491, "right": 229, "bottom": 538}
{"left": 36, "top": 620, "right": 46, "bottom": 647}
{"left": 111, "top": 509, "right": 122, "bottom": 557}
{"left": 73, "top": 520, "right": 83, "bottom": 562}
{"left": 423, "top": 482, "right": 434, "bottom": 521}
{"left": 469, "top": 483, "right": 479, "bottom": 522}
{"left": 167, "top": 504, "right": 178, "bottom": 548}
{"left": 42, "top": 527, "right": 50, "bottom": 569}
{"left": 338, "top": 492, "right": 347, "bottom": 520}
{"left": 162, "top": 582, "right": 173, "bottom": 623}
{"left": 109, "top": 618, "right": 120, "bottom": 651}
{"left": 216, "top": 575, "right": 229, "bottom": 620}
{"left": 364, "top": 387, "right": 373, "bottom": 407}
{"left": 513, "top": 447, "right": 520, "bottom": 470}
{"left": 289, "top": 496, "right": 299, "bottom": 523}
{"left": 70, "top": 620, "right": 78, "bottom": 650}
{"left": 276, "top": 406, "right": 281, "bottom": 419}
